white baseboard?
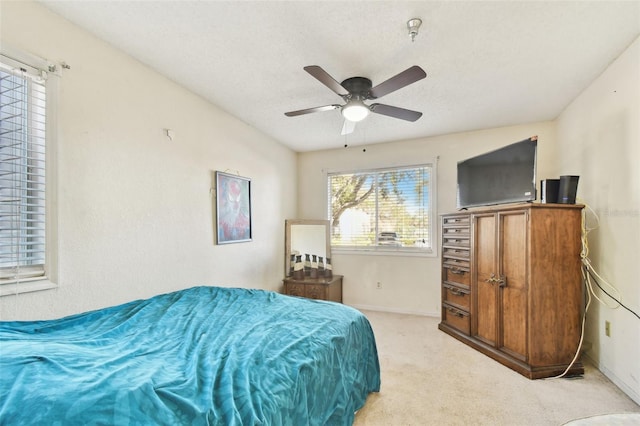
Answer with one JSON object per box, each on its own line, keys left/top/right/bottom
{"left": 583, "top": 352, "right": 640, "bottom": 405}
{"left": 347, "top": 303, "right": 439, "bottom": 318}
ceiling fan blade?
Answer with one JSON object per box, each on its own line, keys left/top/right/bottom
{"left": 285, "top": 104, "right": 341, "bottom": 117}
{"left": 369, "top": 66, "right": 426, "bottom": 99}
{"left": 370, "top": 103, "right": 423, "bottom": 122}
{"left": 341, "top": 119, "right": 356, "bottom": 135}
{"left": 304, "top": 66, "right": 349, "bottom": 97}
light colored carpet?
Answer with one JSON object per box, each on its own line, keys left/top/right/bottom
{"left": 353, "top": 310, "right": 640, "bottom": 425}
{"left": 563, "top": 413, "right": 640, "bottom": 425}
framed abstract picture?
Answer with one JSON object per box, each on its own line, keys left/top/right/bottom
{"left": 215, "top": 171, "right": 252, "bottom": 244}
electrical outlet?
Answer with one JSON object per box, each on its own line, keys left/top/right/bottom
{"left": 376, "top": 281, "right": 382, "bottom": 289}
{"left": 605, "top": 320, "right": 611, "bottom": 337}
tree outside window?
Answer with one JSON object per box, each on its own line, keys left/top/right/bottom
{"left": 328, "top": 165, "right": 433, "bottom": 252}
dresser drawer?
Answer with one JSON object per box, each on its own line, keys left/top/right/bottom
{"left": 442, "top": 226, "right": 469, "bottom": 237}
{"left": 443, "top": 264, "right": 470, "bottom": 286}
{"left": 286, "top": 283, "right": 305, "bottom": 297}
{"left": 305, "top": 284, "right": 327, "bottom": 300}
{"left": 442, "top": 303, "right": 470, "bottom": 335}
{"left": 443, "top": 257, "right": 470, "bottom": 270}
{"left": 442, "top": 235, "right": 470, "bottom": 248}
{"left": 443, "top": 283, "right": 470, "bottom": 310}
{"left": 443, "top": 215, "right": 469, "bottom": 227}
{"left": 283, "top": 276, "right": 343, "bottom": 303}
{"left": 443, "top": 246, "right": 469, "bottom": 259}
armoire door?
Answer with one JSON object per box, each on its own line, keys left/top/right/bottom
{"left": 473, "top": 211, "right": 528, "bottom": 361}
{"left": 498, "top": 211, "right": 528, "bottom": 361}
{"left": 474, "top": 213, "right": 498, "bottom": 346}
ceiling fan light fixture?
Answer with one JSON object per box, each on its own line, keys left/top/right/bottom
{"left": 341, "top": 99, "right": 370, "bottom": 122}
{"left": 285, "top": 65, "right": 426, "bottom": 130}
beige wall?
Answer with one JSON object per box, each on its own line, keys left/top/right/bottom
{"left": 297, "top": 121, "right": 557, "bottom": 315}
{"left": 556, "top": 36, "right": 639, "bottom": 404}
{"left": 0, "top": 2, "right": 297, "bottom": 320}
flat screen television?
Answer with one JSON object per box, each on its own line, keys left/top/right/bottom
{"left": 457, "top": 136, "right": 537, "bottom": 209}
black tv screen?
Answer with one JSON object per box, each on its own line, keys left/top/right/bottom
{"left": 457, "top": 137, "right": 537, "bottom": 209}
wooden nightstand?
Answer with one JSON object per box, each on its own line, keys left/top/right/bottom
{"left": 283, "top": 275, "right": 343, "bottom": 303}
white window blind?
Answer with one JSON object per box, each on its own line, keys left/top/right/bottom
{"left": 0, "top": 59, "right": 47, "bottom": 282}
{"left": 328, "top": 165, "right": 434, "bottom": 253}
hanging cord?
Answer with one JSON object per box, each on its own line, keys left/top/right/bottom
{"left": 579, "top": 202, "right": 638, "bottom": 318}
{"left": 579, "top": 203, "right": 622, "bottom": 308}
{"left": 584, "top": 262, "right": 640, "bottom": 320}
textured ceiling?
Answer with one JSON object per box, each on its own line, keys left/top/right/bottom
{"left": 40, "top": 1, "right": 640, "bottom": 152}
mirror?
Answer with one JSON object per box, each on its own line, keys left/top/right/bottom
{"left": 285, "top": 219, "right": 331, "bottom": 277}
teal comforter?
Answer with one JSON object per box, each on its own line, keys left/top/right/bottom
{"left": 0, "top": 286, "right": 380, "bottom": 425}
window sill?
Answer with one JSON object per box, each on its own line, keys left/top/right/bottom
{"left": 0, "top": 279, "right": 58, "bottom": 297}
{"left": 332, "top": 247, "right": 437, "bottom": 258}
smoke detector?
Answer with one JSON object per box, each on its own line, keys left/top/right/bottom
{"left": 407, "top": 18, "right": 422, "bottom": 42}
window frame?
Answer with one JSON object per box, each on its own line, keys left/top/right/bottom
{"left": 0, "top": 47, "right": 58, "bottom": 297}
{"left": 327, "top": 162, "right": 437, "bottom": 258}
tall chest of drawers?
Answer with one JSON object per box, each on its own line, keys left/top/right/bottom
{"left": 440, "top": 214, "right": 472, "bottom": 335}
{"left": 438, "top": 204, "right": 584, "bottom": 379}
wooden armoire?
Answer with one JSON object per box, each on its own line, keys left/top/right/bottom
{"left": 438, "top": 203, "right": 584, "bottom": 379}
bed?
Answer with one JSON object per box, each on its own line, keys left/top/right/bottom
{"left": 0, "top": 286, "right": 380, "bottom": 425}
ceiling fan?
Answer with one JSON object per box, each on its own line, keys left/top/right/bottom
{"left": 285, "top": 65, "right": 427, "bottom": 135}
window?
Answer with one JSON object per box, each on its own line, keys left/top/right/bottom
{"left": 328, "top": 164, "right": 435, "bottom": 254}
{"left": 1, "top": 51, "right": 53, "bottom": 289}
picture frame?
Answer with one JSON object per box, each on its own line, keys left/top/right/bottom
{"left": 215, "top": 171, "right": 252, "bottom": 244}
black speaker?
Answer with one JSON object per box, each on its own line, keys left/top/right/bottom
{"left": 557, "top": 175, "right": 579, "bottom": 204}
{"left": 540, "top": 179, "right": 560, "bottom": 204}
